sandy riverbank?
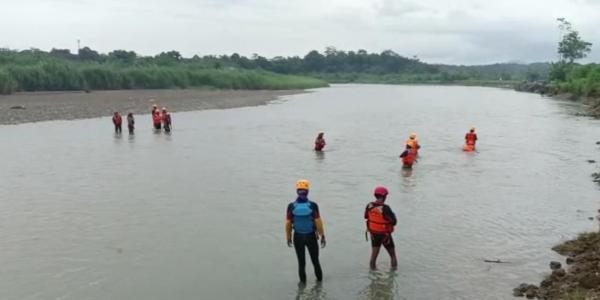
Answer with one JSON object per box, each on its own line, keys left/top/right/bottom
{"left": 0, "top": 89, "right": 307, "bottom": 125}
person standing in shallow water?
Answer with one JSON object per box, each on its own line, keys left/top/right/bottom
{"left": 127, "top": 113, "right": 135, "bottom": 135}
{"left": 152, "top": 109, "right": 162, "bottom": 130}
{"left": 286, "top": 179, "right": 326, "bottom": 284}
{"left": 112, "top": 112, "right": 122, "bottom": 134}
{"left": 314, "top": 132, "right": 326, "bottom": 151}
{"left": 365, "top": 186, "right": 398, "bottom": 269}
{"left": 162, "top": 107, "right": 172, "bottom": 133}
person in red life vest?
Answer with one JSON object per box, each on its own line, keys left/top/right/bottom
{"left": 152, "top": 110, "right": 162, "bottom": 130}
{"left": 127, "top": 113, "right": 135, "bottom": 135}
{"left": 314, "top": 132, "right": 326, "bottom": 151}
{"left": 465, "top": 127, "right": 478, "bottom": 150}
{"left": 112, "top": 112, "right": 122, "bottom": 134}
{"left": 365, "top": 186, "right": 397, "bottom": 270}
{"left": 162, "top": 107, "right": 172, "bottom": 133}
{"left": 399, "top": 144, "right": 417, "bottom": 169}
{"left": 151, "top": 104, "right": 158, "bottom": 115}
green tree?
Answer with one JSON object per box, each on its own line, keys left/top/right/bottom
{"left": 557, "top": 18, "right": 592, "bottom": 64}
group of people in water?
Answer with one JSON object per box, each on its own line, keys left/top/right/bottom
{"left": 288, "top": 128, "right": 479, "bottom": 284}
{"left": 111, "top": 104, "right": 173, "bottom": 135}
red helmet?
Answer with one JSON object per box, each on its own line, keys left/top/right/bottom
{"left": 374, "top": 186, "right": 389, "bottom": 196}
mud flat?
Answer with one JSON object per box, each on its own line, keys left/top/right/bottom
{"left": 0, "top": 89, "right": 306, "bottom": 125}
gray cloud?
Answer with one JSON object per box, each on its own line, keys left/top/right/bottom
{"left": 0, "top": 0, "right": 598, "bottom": 64}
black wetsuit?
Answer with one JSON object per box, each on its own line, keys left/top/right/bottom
{"left": 287, "top": 200, "right": 323, "bottom": 283}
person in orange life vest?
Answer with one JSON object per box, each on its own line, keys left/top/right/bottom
{"left": 405, "top": 133, "right": 421, "bottom": 154}
{"left": 365, "top": 186, "right": 397, "bottom": 269}
{"left": 399, "top": 144, "right": 417, "bottom": 169}
{"left": 286, "top": 179, "right": 326, "bottom": 284}
{"left": 314, "top": 132, "right": 326, "bottom": 151}
{"left": 465, "top": 127, "right": 478, "bottom": 148}
{"left": 112, "top": 112, "right": 122, "bottom": 134}
{"left": 152, "top": 110, "right": 162, "bottom": 130}
{"left": 162, "top": 107, "right": 172, "bottom": 133}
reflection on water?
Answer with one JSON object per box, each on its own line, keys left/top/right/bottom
{"left": 359, "top": 270, "right": 399, "bottom": 300}
{"left": 1, "top": 85, "right": 599, "bottom": 300}
{"left": 296, "top": 282, "right": 326, "bottom": 300}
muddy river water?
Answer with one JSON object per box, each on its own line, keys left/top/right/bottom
{"left": 1, "top": 85, "right": 599, "bottom": 299}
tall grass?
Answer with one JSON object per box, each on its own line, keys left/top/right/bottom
{"left": 0, "top": 62, "right": 327, "bottom": 95}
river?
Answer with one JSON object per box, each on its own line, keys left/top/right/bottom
{"left": 1, "top": 85, "right": 599, "bottom": 300}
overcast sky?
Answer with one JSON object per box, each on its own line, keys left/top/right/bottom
{"left": 1, "top": 0, "right": 599, "bottom": 65}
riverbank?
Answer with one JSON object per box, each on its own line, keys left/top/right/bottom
{"left": 515, "top": 82, "right": 600, "bottom": 118}
{"left": 0, "top": 89, "right": 307, "bottom": 125}
{"left": 514, "top": 232, "right": 600, "bottom": 299}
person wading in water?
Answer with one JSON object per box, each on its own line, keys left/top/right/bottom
{"left": 365, "top": 186, "right": 398, "bottom": 270}
{"left": 286, "top": 179, "right": 326, "bottom": 284}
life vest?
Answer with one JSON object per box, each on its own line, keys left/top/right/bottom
{"left": 402, "top": 149, "right": 417, "bottom": 165}
{"left": 113, "top": 115, "right": 122, "bottom": 125}
{"left": 463, "top": 144, "right": 475, "bottom": 152}
{"left": 162, "top": 113, "right": 171, "bottom": 124}
{"left": 367, "top": 203, "right": 393, "bottom": 234}
{"left": 315, "top": 139, "right": 325, "bottom": 151}
{"left": 153, "top": 113, "right": 162, "bottom": 124}
{"left": 466, "top": 133, "right": 477, "bottom": 145}
{"left": 292, "top": 201, "right": 315, "bottom": 234}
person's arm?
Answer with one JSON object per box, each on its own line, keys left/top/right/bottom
{"left": 311, "top": 203, "right": 326, "bottom": 247}
{"left": 285, "top": 204, "right": 293, "bottom": 246}
{"left": 400, "top": 150, "right": 407, "bottom": 158}
{"left": 382, "top": 205, "right": 397, "bottom": 226}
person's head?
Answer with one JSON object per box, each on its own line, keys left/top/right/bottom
{"left": 153, "top": 104, "right": 157, "bottom": 108}
{"left": 162, "top": 107, "right": 167, "bottom": 112}
{"left": 296, "top": 179, "right": 310, "bottom": 199}
{"left": 470, "top": 127, "right": 476, "bottom": 133}
{"left": 128, "top": 112, "right": 133, "bottom": 117}
{"left": 373, "top": 186, "right": 389, "bottom": 202}
{"left": 318, "top": 132, "right": 324, "bottom": 138}
{"left": 114, "top": 111, "right": 118, "bottom": 115}
{"left": 409, "top": 133, "right": 417, "bottom": 140}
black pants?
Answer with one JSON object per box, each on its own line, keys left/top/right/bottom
{"left": 128, "top": 125, "right": 134, "bottom": 134}
{"left": 164, "top": 123, "right": 171, "bottom": 132}
{"left": 293, "top": 232, "right": 323, "bottom": 283}
{"left": 114, "top": 124, "right": 122, "bottom": 134}
{"left": 154, "top": 123, "right": 161, "bottom": 130}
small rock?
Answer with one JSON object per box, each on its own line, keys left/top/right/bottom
{"left": 540, "top": 278, "right": 553, "bottom": 287}
{"left": 579, "top": 274, "right": 600, "bottom": 289}
{"left": 550, "top": 261, "right": 562, "bottom": 270}
{"left": 9, "top": 105, "right": 26, "bottom": 110}
{"left": 552, "top": 268, "right": 566, "bottom": 277}
{"left": 589, "top": 217, "right": 594, "bottom": 221}
{"left": 525, "top": 285, "right": 538, "bottom": 299}
{"left": 566, "top": 257, "right": 575, "bottom": 264}
{"left": 597, "top": 141, "right": 600, "bottom": 145}
{"left": 588, "top": 160, "right": 597, "bottom": 163}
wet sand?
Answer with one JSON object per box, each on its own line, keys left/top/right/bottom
{"left": 0, "top": 89, "right": 306, "bottom": 125}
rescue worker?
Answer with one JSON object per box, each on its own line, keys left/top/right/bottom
{"left": 365, "top": 186, "right": 397, "bottom": 270}
{"left": 405, "top": 133, "right": 421, "bottom": 152}
{"left": 112, "top": 112, "right": 122, "bottom": 134}
{"left": 399, "top": 144, "right": 417, "bottom": 169}
{"left": 465, "top": 127, "right": 478, "bottom": 150}
{"left": 286, "top": 179, "right": 326, "bottom": 284}
{"left": 127, "top": 113, "right": 135, "bottom": 135}
{"left": 314, "top": 132, "right": 326, "bottom": 151}
{"left": 152, "top": 110, "right": 162, "bottom": 130}
{"left": 162, "top": 108, "right": 172, "bottom": 133}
